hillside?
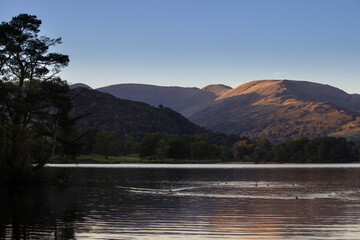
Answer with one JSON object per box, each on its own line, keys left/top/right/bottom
{"left": 97, "top": 83, "right": 217, "bottom": 117}
{"left": 190, "top": 80, "right": 360, "bottom": 141}
{"left": 70, "top": 83, "right": 92, "bottom": 89}
{"left": 68, "top": 88, "right": 205, "bottom": 140}
{"left": 202, "top": 84, "right": 232, "bottom": 97}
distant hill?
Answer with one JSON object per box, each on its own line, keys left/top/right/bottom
{"left": 68, "top": 88, "right": 205, "bottom": 140}
{"left": 202, "top": 84, "right": 232, "bottom": 97}
{"left": 97, "top": 83, "right": 217, "bottom": 117}
{"left": 218, "top": 80, "right": 360, "bottom": 112}
{"left": 190, "top": 80, "right": 360, "bottom": 141}
{"left": 70, "top": 83, "right": 92, "bottom": 89}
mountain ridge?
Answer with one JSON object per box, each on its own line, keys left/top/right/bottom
{"left": 190, "top": 80, "right": 360, "bottom": 141}
{"left": 97, "top": 83, "right": 217, "bottom": 117}
{"left": 73, "top": 79, "right": 360, "bottom": 142}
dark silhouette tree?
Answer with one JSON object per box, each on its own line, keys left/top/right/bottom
{"left": 0, "top": 14, "right": 73, "bottom": 183}
{"left": 78, "top": 128, "right": 100, "bottom": 155}
{"left": 123, "top": 136, "right": 139, "bottom": 156}
{"left": 93, "top": 131, "right": 122, "bottom": 159}
{"left": 190, "top": 140, "right": 216, "bottom": 160}
{"left": 155, "top": 139, "right": 169, "bottom": 160}
{"left": 232, "top": 139, "right": 255, "bottom": 161}
{"left": 139, "top": 133, "right": 167, "bottom": 158}
{"left": 168, "top": 135, "right": 203, "bottom": 160}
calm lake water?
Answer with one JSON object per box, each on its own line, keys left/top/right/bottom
{"left": 2, "top": 164, "right": 360, "bottom": 239}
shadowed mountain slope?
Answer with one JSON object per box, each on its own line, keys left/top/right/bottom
{"left": 70, "top": 83, "right": 92, "bottom": 89}
{"left": 190, "top": 80, "right": 360, "bottom": 141}
{"left": 97, "top": 84, "right": 217, "bottom": 117}
{"left": 68, "top": 88, "right": 205, "bottom": 140}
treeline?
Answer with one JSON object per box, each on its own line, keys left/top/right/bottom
{"left": 66, "top": 128, "right": 360, "bottom": 163}
{"left": 235, "top": 136, "right": 359, "bottom": 163}
{"left": 68, "top": 129, "right": 233, "bottom": 161}
{"left": 138, "top": 133, "right": 233, "bottom": 160}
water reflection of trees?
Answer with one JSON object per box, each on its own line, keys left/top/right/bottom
{"left": 0, "top": 186, "right": 83, "bottom": 240}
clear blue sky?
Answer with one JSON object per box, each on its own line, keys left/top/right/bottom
{"left": 2, "top": 0, "right": 360, "bottom": 93}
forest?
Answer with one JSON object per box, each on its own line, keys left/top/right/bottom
{"left": 64, "top": 128, "right": 360, "bottom": 163}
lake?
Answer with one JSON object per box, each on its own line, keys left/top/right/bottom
{"left": 2, "top": 164, "right": 360, "bottom": 239}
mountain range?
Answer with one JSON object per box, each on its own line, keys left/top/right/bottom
{"left": 71, "top": 80, "right": 360, "bottom": 142}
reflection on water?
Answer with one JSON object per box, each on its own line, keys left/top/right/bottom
{"left": 2, "top": 166, "right": 360, "bottom": 239}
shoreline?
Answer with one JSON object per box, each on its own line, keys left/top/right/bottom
{"left": 46, "top": 163, "right": 360, "bottom": 169}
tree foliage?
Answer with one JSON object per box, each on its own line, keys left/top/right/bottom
{"left": 139, "top": 133, "right": 167, "bottom": 158}
{"left": 303, "top": 137, "right": 354, "bottom": 163}
{"left": 93, "top": 131, "right": 122, "bottom": 159}
{"left": 0, "top": 14, "right": 73, "bottom": 183}
{"left": 61, "top": 128, "right": 360, "bottom": 163}
{"left": 78, "top": 128, "right": 100, "bottom": 155}
{"left": 139, "top": 134, "right": 224, "bottom": 161}
{"left": 190, "top": 140, "right": 216, "bottom": 160}
{"left": 230, "top": 136, "right": 358, "bottom": 163}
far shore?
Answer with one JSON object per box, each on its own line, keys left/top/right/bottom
{"left": 52, "top": 154, "right": 224, "bottom": 164}
{"left": 51, "top": 154, "right": 360, "bottom": 166}
{"left": 46, "top": 163, "right": 360, "bottom": 169}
